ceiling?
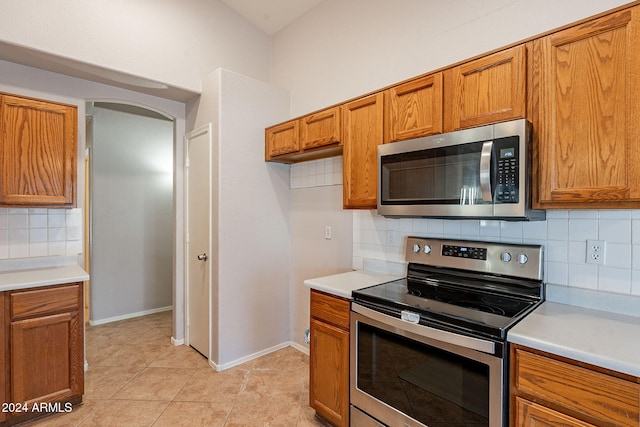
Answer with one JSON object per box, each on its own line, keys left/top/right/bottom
{"left": 221, "top": 0, "right": 324, "bottom": 35}
{"left": 0, "top": 1, "right": 324, "bottom": 102}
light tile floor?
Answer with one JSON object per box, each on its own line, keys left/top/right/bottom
{"left": 20, "top": 311, "right": 331, "bottom": 426}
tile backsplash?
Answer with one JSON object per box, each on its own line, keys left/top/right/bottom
{"left": 289, "top": 157, "right": 640, "bottom": 299}
{"left": 290, "top": 156, "right": 343, "bottom": 189}
{"left": 353, "top": 209, "right": 640, "bottom": 298}
{"left": 0, "top": 208, "right": 83, "bottom": 259}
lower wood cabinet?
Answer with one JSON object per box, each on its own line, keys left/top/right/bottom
{"left": 511, "top": 344, "right": 640, "bottom": 427}
{"left": 309, "top": 289, "right": 350, "bottom": 427}
{"left": 515, "top": 397, "right": 597, "bottom": 427}
{"left": 1, "top": 283, "right": 84, "bottom": 426}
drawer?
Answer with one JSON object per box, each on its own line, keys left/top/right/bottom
{"left": 513, "top": 347, "right": 640, "bottom": 427}
{"left": 10, "top": 283, "right": 81, "bottom": 320}
{"left": 310, "top": 289, "right": 350, "bottom": 330}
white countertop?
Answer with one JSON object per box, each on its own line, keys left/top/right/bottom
{"left": 0, "top": 264, "right": 90, "bottom": 292}
{"left": 508, "top": 301, "right": 640, "bottom": 377}
{"left": 304, "top": 270, "right": 404, "bottom": 299}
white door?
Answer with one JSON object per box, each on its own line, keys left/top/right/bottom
{"left": 185, "top": 124, "right": 212, "bottom": 358}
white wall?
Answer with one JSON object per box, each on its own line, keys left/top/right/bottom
{"left": 90, "top": 106, "right": 174, "bottom": 322}
{"left": 272, "top": 0, "right": 632, "bottom": 116}
{"left": 0, "top": 0, "right": 271, "bottom": 93}
{"left": 191, "top": 69, "right": 291, "bottom": 368}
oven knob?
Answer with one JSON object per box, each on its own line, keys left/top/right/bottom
{"left": 517, "top": 253, "right": 529, "bottom": 264}
{"left": 423, "top": 245, "right": 432, "bottom": 254}
{"left": 501, "top": 251, "right": 512, "bottom": 262}
{"left": 413, "top": 244, "right": 421, "bottom": 253}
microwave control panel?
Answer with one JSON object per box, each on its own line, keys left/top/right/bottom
{"left": 494, "top": 136, "right": 519, "bottom": 203}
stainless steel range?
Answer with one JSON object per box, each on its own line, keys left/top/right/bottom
{"left": 350, "top": 237, "right": 544, "bottom": 427}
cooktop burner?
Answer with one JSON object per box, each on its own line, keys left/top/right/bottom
{"left": 352, "top": 237, "right": 544, "bottom": 341}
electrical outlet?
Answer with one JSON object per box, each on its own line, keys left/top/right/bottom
{"left": 586, "top": 239, "right": 606, "bottom": 265}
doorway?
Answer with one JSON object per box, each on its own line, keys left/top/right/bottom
{"left": 86, "top": 102, "right": 175, "bottom": 324}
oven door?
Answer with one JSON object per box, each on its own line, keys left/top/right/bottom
{"left": 350, "top": 304, "right": 505, "bottom": 427}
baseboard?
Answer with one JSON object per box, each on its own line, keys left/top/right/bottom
{"left": 171, "top": 337, "right": 184, "bottom": 346}
{"left": 289, "top": 340, "right": 309, "bottom": 356}
{"left": 211, "top": 341, "right": 307, "bottom": 371}
{"left": 88, "top": 305, "right": 172, "bottom": 326}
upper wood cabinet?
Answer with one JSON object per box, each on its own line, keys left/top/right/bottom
{"left": 265, "top": 119, "right": 300, "bottom": 160}
{"left": 265, "top": 106, "right": 342, "bottom": 163}
{"left": 300, "top": 106, "right": 341, "bottom": 150}
{"left": 384, "top": 73, "right": 443, "bottom": 143}
{"left": 444, "top": 45, "right": 527, "bottom": 132}
{"left": 533, "top": 7, "right": 640, "bottom": 208}
{"left": 342, "top": 93, "right": 384, "bottom": 209}
{"left": 0, "top": 94, "right": 77, "bottom": 207}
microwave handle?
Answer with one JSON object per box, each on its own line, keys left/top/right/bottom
{"left": 480, "top": 141, "right": 493, "bottom": 202}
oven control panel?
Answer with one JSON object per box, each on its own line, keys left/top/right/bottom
{"left": 406, "top": 237, "right": 543, "bottom": 281}
{"left": 442, "top": 244, "right": 487, "bottom": 260}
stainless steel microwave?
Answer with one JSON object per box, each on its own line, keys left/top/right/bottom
{"left": 377, "top": 119, "right": 545, "bottom": 221}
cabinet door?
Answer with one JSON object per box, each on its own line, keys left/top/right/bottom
{"left": 515, "top": 397, "right": 596, "bottom": 427}
{"left": 343, "top": 93, "right": 384, "bottom": 209}
{"left": 265, "top": 119, "right": 300, "bottom": 160}
{"left": 301, "top": 106, "right": 341, "bottom": 150}
{"left": 309, "top": 318, "right": 349, "bottom": 427}
{"left": 10, "top": 311, "right": 84, "bottom": 410}
{"left": 533, "top": 8, "right": 640, "bottom": 208}
{"left": 385, "top": 73, "right": 443, "bottom": 143}
{"left": 444, "top": 45, "right": 526, "bottom": 131}
{"left": 0, "top": 95, "right": 77, "bottom": 206}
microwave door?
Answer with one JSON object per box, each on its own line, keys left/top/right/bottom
{"left": 378, "top": 140, "right": 494, "bottom": 218}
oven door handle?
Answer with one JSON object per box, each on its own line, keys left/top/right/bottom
{"left": 352, "top": 303, "right": 496, "bottom": 354}
{"left": 479, "top": 141, "right": 493, "bottom": 202}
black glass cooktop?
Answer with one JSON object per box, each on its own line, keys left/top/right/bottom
{"left": 352, "top": 276, "right": 541, "bottom": 340}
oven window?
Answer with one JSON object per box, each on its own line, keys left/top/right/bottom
{"left": 380, "top": 140, "right": 487, "bottom": 205}
{"left": 356, "top": 322, "right": 489, "bottom": 427}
